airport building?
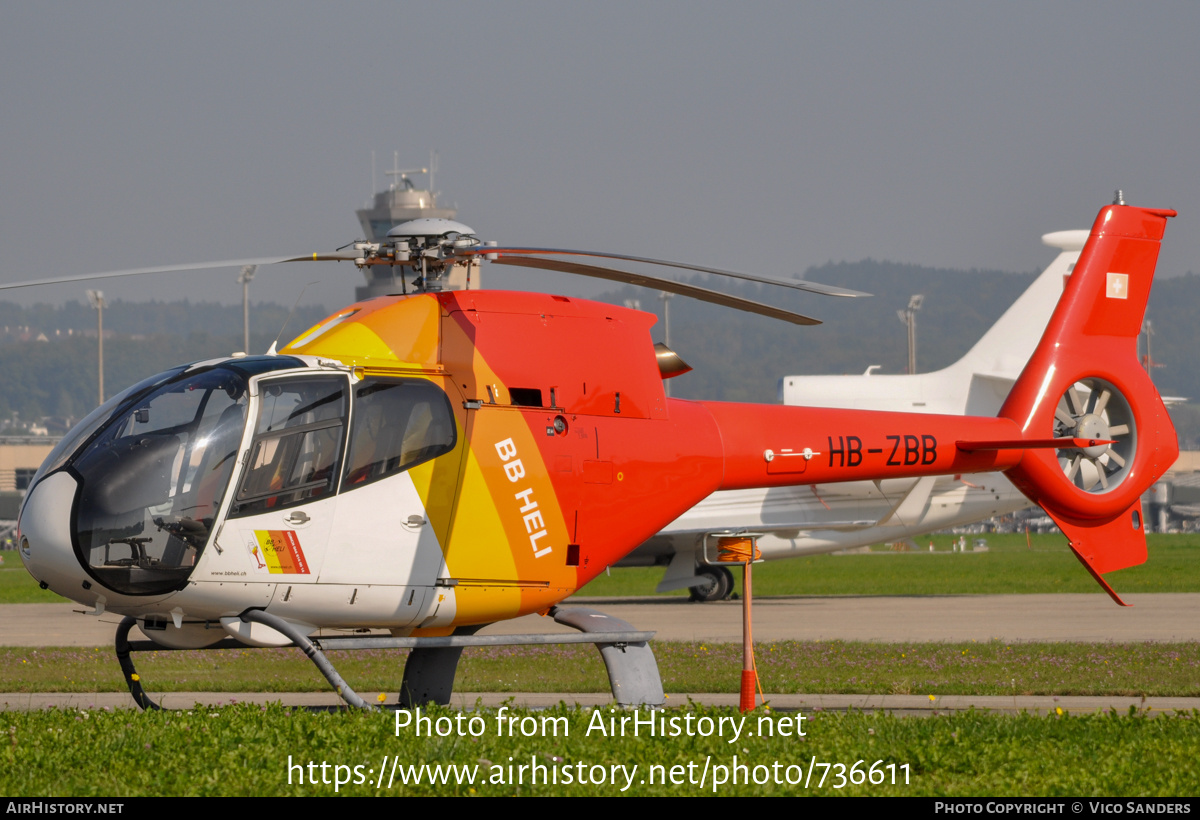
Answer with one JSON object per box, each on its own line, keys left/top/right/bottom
{"left": 0, "top": 435, "right": 56, "bottom": 539}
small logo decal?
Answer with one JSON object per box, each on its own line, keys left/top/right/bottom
{"left": 1106, "top": 272, "right": 1129, "bottom": 299}
{"left": 245, "top": 530, "right": 310, "bottom": 574}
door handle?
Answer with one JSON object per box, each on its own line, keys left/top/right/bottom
{"left": 285, "top": 511, "right": 310, "bottom": 526}
{"left": 405, "top": 515, "right": 426, "bottom": 527}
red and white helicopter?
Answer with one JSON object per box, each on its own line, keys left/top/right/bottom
{"left": 8, "top": 200, "right": 1177, "bottom": 704}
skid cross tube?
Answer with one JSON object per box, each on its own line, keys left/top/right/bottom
{"left": 114, "top": 606, "right": 663, "bottom": 710}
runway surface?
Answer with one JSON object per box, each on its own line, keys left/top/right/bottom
{"left": 3, "top": 594, "right": 1198, "bottom": 713}
{"left": 4, "top": 593, "right": 1199, "bottom": 647}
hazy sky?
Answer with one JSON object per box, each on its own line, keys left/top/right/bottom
{"left": 1, "top": 1, "right": 1197, "bottom": 310}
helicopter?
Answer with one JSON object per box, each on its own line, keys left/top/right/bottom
{"left": 11, "top": 201, "right": 1178, "bottom": 663}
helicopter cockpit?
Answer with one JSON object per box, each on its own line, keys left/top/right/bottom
{"left": 72, "top": 366, "right": 247, "bottom": 594}
{"left": 52, "top": 356, "right": 305, "bottom": 596}
{"left": 19, "top": 354, "right": 458, "bottom": 604}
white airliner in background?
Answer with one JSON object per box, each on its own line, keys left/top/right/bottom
{"left": 617, "top": 229, "right": 1090, "bottom": 600}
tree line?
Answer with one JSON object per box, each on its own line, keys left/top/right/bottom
{"left": 3, "top": 260, "right": 1198, "bottom": 443}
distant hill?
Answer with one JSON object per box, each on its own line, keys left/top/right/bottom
{"left": 0, "top": 300, "right": 330, "bottom": 421}
{"left": 0, "top": 299, "right": 331, "bottom": 341}
{"left": 3, "top": 261, "right": 1199, "bottom": 446}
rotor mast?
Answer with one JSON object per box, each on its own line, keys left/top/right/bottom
{"left": 354, "top": 152, "right": 461, "bottom": 300}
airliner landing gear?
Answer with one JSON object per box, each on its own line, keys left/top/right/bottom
{"left": 689, "top": 565, "right": 734, "bottom": 602}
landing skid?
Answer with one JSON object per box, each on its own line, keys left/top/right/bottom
{"left": 115, "top": 606, "right": 665, "bottom": 711}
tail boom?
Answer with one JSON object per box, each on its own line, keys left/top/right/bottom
{"left": 698, "top": 402, "right": 1025, "bottom": 491}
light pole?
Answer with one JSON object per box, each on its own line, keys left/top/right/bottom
{"left": 896, "top": 294, "right": 924, "bottom": 374}
{"left": 238, "top": 265, "right": 257, "bottom": 353}
{"left": 86, "top": 290, "right": 106, "bottom": 405}
{"left": 659, "top": 291, "right": 673, "bottom": 396}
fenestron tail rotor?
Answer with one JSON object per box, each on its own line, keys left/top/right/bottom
{"left": 1054, "top": 378, "right": 1136, "bottom": 493}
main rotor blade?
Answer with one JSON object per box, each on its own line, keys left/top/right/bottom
{"left": 0, "top": 253, "right": 359, "bottom": 292}
{"left": 491, "top": 256, "right": 822, "bottom": 325}
{"left": 465, "top": 246, "right": 870, "bottom": 299}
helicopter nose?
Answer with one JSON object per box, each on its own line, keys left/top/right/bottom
{"left": 18, "top": 471, "right": 88, "bottom": 599}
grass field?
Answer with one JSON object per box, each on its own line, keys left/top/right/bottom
{"left": 582, "top": 533, "right": 1200, "bottom": 597}
{"left": 2, "top": 703, "right": 1197, "bottom": 796}
{"left": 3, "top": 537, "right": 1198, "bottom": 797}
{"left": 0, "top": 566, "right": 66, "bottom": 604}
{"left": 5, "top": 640, "right": 1200, "bottom": 697}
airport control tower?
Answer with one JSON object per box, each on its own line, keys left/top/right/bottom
{"left": 354, "top": 154, "right": 460, "bottom": 300}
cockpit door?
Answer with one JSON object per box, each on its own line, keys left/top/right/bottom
{"left": 315, "top": 377, "right": 461, "bottom": 626}
{"left": 208, "top": 374, "right": 349, "bottom": 585}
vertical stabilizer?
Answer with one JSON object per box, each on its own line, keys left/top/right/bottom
{"left": 999, "top": 205, "right": 1179, "bottom": 602}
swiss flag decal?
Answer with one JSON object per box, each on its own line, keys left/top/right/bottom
{"left": 1106, "top": 272, "right": 1129, "bottom": 299}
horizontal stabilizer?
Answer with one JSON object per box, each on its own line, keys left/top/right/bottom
{"left": 957, "top": 437, "right": 1115, "bottom": 452}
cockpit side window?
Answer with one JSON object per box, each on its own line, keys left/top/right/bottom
{"left": 342, "top": 379, "right": 456, "bottom": 490}
{"left": 230, "top": 376, "right": 348, "bottom": 517}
